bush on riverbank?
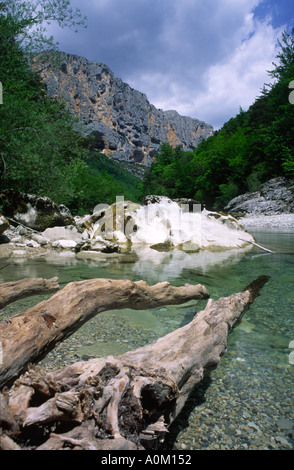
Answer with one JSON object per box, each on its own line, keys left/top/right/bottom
{"left": 0, "top": 6, "right": 142, "bottom": 215}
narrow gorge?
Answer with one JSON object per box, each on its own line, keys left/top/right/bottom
{"left": 35, "top": 53, "right": 213, "bottom": 170}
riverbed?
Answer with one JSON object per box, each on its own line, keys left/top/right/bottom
{"left": 0, "top": 228, "right": 293, "bottom": 450}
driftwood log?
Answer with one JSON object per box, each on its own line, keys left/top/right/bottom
{"left": 0, "top": 277, "right": 60, "bottom": 309}
{"left": 0, "top": 275, "right": 269, "bottom": 450}
{"left": 0, "top": 278, "right": 209, "bottom": 388}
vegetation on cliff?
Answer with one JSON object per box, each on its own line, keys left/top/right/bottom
{"left": 1, "top": 1, "right": 293, "bottom": 214}
{"left": 0, "top": 1, "right": 142, "bottom": 214}
{"left": 143, "top": 29, "right": 294, "bottom": 209}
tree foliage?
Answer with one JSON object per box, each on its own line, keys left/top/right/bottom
{"left": 0, "top": 0, "right": 86, "bottom": 55}
{"left": 143, "top": 28, "right": 294, "bottom": 209}
{"left": 0, "top": 1, "right": 142, "bottom": 215}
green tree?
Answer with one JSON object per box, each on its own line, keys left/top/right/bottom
{"left": 145, "top": 29, "right": 294, "bottom": 209}
{"left": 0, "top": 0, "right": 86, "bottom": 55}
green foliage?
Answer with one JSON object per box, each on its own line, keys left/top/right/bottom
{"left": 144, "top": 28, "right": 294, "bottom": 209}
{"left": 0, "top": 0, "right": 87, "bottom": 56}
{"left": 0, "top": 3, "right": 142, "bottom": 215}
{"left": 1, "top": 5, "right": 293, "bottom": 217}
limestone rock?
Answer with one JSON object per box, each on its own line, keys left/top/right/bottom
{"left": 0, "top": 190, "right": 74, "bottom": 231}
{"left": 90, "top": 200, "right": 140, "bottom": 243}
{"left": 225, "top": 177, "right": 294, "bottom": 216}
{"left": 42, "top": 226, "right": 82, "bottom": 243}
{"left": 0, "top": 216, "right": 9, "bottom": 236}
{"left": 35, "top": 53, "right": 213, "bottom": 167}
{"left": 75, "top": 238, "right": 119, "bottom": 254}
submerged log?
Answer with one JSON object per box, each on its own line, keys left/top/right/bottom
{"left": 0, "top": 278, "right": 209, "bottom": 388}
{"left": 0, "top": 276, "right": 269, "bottom": 450}
{"left": 0, "top": 277, "right": 60, "bottom": 309}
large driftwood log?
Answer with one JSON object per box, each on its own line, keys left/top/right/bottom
{"left": 0, "top": 278, "right": 209, "bottom": 388}
{"left": 0, "top": 277, "right": 60, "bottom": 309}
{"left": 0, "top": 276, "right": 269, "bottom": 450}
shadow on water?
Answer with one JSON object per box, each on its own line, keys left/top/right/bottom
{"left": 160, "top": 373, "right": 213, "bottom": 450}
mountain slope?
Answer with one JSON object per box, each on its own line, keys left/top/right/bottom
{"left": 35, "top": 52, "right": 213, "bottom": 166}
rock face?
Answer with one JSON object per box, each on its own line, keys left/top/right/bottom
{"left": 0, "top": 190, "right": 74, "bottom": 232}
{"left": 0, "top": 216, "right": 9, "bottom": 236}
{"left": 225, "top": 177, "right": 294, "bottom": 216}
{"left": 36, "top": 53, "right": 213, "bottom": 166}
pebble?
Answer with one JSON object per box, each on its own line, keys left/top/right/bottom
{"left": 276, "top": 418, "right": 293, "bottom": 431}
{"left": 275, "top": 436, "right": 292, "bottom": 448}
{"left": 2, "top": 231, "right": 292, "bottom": 452}
{"left": 239, "top": 214, "right": 294, "bottom": 229}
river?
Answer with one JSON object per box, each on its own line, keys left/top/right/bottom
{"left": 0, "top": 228, "right": 293, "bottom": 450}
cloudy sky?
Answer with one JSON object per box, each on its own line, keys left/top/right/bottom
{"left": 48, "top": 0, "right": 293, "bottom": 130}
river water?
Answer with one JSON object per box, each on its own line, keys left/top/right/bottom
{"left": 0, "top": 228, "right": 293, "bottom": 450}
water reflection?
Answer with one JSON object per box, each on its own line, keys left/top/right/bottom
{"left": 0, "top": 230, "right": 294, "bottom": 449}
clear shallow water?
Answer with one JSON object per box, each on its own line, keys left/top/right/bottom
{"left": 0, "top": 229, "right": 293, "bottom": 450}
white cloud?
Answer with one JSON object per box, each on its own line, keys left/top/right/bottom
{"left": 126, "top": 12, "right": 283, "bottom": 129}
{"left": 45, "top": 0, "right": 287, "bottom": 129}
{"left": 187, "top": 17, "right": 282, "bottom": 128}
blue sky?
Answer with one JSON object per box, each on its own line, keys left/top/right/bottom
{"left": 47, "top": 0, "right": 294, "bottom": 129}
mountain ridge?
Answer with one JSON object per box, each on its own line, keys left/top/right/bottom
{"left": 35, "top": 52, "right": 213, "bottom": 166}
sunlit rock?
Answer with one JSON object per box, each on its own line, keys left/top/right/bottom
{"left": 42, "top": 226, "right": 83, "bottom": 243}
{"left": 127, "top": 196, "right": 254, "bottom": 250}
{"left": 225, "top": 177, "right": 294, "bottom": 216}
{"left": 91, "top": 200, "right": 140, "bottom": 243}
{"left": 37, "top": 52, "right": 213, "bottom": 167}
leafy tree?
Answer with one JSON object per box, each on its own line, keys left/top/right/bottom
{"left": 0, "top": 3, "right": 142, "bottom": 215}
{"left": 0, "top": 0, "right": 86, "bottom": 55}
{"left": 268, "top": 29, "right": 294, "bottom": 81}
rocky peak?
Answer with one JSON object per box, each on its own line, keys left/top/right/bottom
{"left": 36, "top": 53, "right": 213, "bottom": 166}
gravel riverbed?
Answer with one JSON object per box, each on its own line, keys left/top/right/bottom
{"left": 1, "top": 212, "right": 293, "bottom": 451}
{"left": 239, "top": 213, "right": 294, "bottom": 230}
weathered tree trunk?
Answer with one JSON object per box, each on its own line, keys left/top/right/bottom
{"left": 0, "top": 277, "right": 60, "bottom": 309}
{"left": 0, "top": 276, "right": 269, "bottom": 451}
{"left": 0, "top": 278, "right": 209, "bottom": 388}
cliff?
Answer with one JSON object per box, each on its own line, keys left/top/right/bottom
{"left": 36, "top": 53, "right": 213, "bottom": 166}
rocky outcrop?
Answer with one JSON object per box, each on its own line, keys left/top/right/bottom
{"left": 0, "top": 190, "right": 74, "bottom": 232}
{"left": 0, "top": 192, "right": 255, "bottom": 260}
{"left": 35, "top": 53, "right": 213, "bottom": 166}
{"left": 0, "top": 216, "right": 9, "bottom": 236}
{"left": 225, "top": 177, "right": 294, "bottom": 217}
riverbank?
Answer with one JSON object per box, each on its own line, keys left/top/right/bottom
{"left": 1, "top": 213, "right": 293, "bottom": 260}
{"left": 239, "top": 213, "right": 294, "bottom": 230}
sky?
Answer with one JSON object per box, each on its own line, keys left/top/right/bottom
{"left": 47, "top": 0, "right": 294, "bottom": 130}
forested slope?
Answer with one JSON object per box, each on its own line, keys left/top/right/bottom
{"left": 143, "top": 29, "right": 294, "bottom": 210}
{"left": 0, "top": 3, "right": 142, "bottom": 215}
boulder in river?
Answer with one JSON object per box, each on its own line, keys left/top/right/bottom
{"left": 0, "top": 190, "right": 74, "bottom": 231}
{"left": 225, "top": 177, "right": 294, "bottom": 217}
{"left": 0, "top": 216, "right": 9, "bottom": 236}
